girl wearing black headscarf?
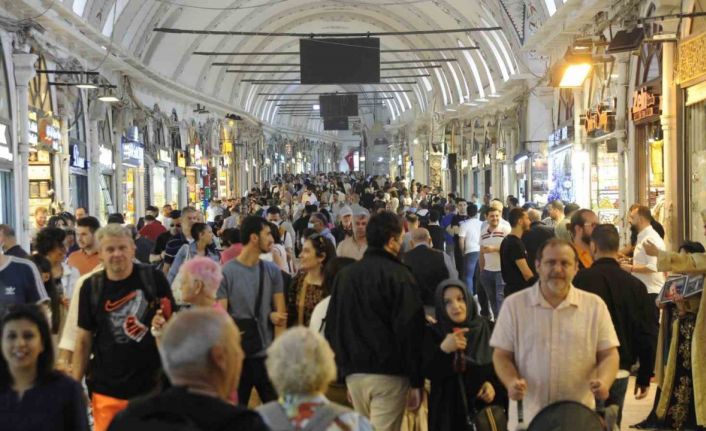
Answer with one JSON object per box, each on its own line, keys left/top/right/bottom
{"left": 423, "top": 279, "right": 500, "bottom": 431}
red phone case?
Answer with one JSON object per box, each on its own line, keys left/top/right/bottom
{"left": 160, "top": 297, "right": 172, "bottom": 320}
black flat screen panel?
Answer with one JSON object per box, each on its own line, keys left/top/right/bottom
{"left": 324, "top": 116, "right": 349, "bottom": 131}
{"left": 319, "top": 94, "right": 358, "bottom": 117}
{"left": 300, "top": 38, "right": 380, "bottom": 84}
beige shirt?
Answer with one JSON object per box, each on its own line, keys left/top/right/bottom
{"left": 490, "top": 283, "right": 619, "bottom": 430}
{"left": 58, "top": 265, "right": 104, "bottom": 352}
{"left": 336, "top": 237, "right": 367, "bottom": 261}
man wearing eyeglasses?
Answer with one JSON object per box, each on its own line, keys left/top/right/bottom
{"left": 569, "top": 209, "right": 599, "bottom": 270}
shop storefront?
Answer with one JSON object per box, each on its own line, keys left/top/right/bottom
{"left": 547, "top": 126, "right": 575, "bottom": 203}
{"left": 530, "top": 153, "right": 549, "bottom": 205}
{"left": 0, "top": 40, "right": 14, "bottom": 226}
{"left": 98, "top": 145, "right": 114, "bottom": 224}
{"left": 68, "top": 142, "right": 88, "bottom": 211}
{"left": 27, "top": 55, "right": 59, "bottom": 221}
{"left": 121, "top": 135, "right": 144, "bottom": 225}
{"left": 28, "top": 111, "right": 60, "bottom": 219}
{"left": 679, "top": 25, "right": 706, "bottom": 246}
{"left": 582, "top": 102, "right": 620, "bottom": 225}
{"left": 632, "top": 87, "right": 664, "bottom": 210}
{"left": 154, "top": 148, "right": 171, "bottom": 208}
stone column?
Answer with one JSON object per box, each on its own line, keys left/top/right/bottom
{"left": 87, "top": 119, "right": 101, "bottom": 217}
{"left": 661, "top": 40, "right": 679, "bottom": 249}
{"left": 12, "top": 52, "right": 37, "bottom": 251}
{"left": 614, "top": 55, "right": 630, "bottom": 241}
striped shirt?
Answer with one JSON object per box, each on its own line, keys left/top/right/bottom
{"left": 480, "top": 224, "right": 511, "bottom": 271}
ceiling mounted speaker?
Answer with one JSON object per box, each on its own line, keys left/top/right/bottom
{"left": 300, "top": 38, "right": 380, "bottom": 84}
{"left": 606, "top": 28, "right": 645, "bottom": 53}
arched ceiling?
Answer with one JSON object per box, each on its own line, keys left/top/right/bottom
{"left": 57, "top": 0, "right": 555, "bottom": 132}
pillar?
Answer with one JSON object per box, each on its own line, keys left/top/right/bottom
{"left": 614, "top": 55, "right": 630, "bottom": 242}
{"left": 87, "top": 119, "right": 101, "bottom": 217}
{"left": 12, "top": 52, "right": 37, "bottom": 251}
{"left": 660, "top": 41, "right": 679, "bottom": 249}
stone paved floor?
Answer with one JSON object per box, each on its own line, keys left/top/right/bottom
{"left": 622, "top": 376, "right": 657, "bottom": 429}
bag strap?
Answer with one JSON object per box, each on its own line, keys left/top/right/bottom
{"left": 257, "top": 401, "right": 295, "bottom": 430}
{"left": 89, "top": 271, "right": 105, "bottom": 321}
{"left": 302, "top": 403, "right": 351, "bottom": 431}
{"left": 457, "top": 374, "right": 478, "bottom": 431}
{"left": 136, "top": 264, "right": 158, "bottom": 302}
{"left": 253, "top": 260, "right": 265, "bottom": 319}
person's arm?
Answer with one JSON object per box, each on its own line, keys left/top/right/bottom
{"left": 655, "top": 249, "right": 706, "bottom": 273}
{"left": 167, "top": 246, "right": 186, "bottom": 284}
{"left": 493, "top": 348, "right": 526, "bottom": 400}
{"left": 591, "top": 347, "right": 619, "bottom": 400}
{"left": 515, "top": 258, "right": 535, "bottom": 282}
{"left": 71, "top": 328, "right": 92, "bottom": 381}
{"left": 443, "top": 253, "right": 459, "bottom": 279}
{"left": 479, "top": 250, "right": 486, "bottom": 271}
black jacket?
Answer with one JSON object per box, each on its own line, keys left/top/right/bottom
{"left": 325, "top": 248, "right": 425, "bottom": 387}
{"left": 573, "top": 258, "right": 658, "bottom": 386}
{"left": 403, "top": 245, "right": 449, "bottom": 306}
{"left": 108, "top": 387, "right": 268, "bottom": 431}
{"left": 522, "top": 221, "right": 555, "bottom": 275}
{"left": 426, "top": 225, "right": 446, "bottom": 252}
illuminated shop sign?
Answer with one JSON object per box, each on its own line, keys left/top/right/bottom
{"left": 121, "top": 136, "right": 144, "bottom": 167}
{"left": 69, "top": 143, "right": 87, "bottom": 170}
{"left": 632, "top": 87, "right": 661, "bottom": 121}
{"left": 158, "top": 149, "right": 172, "bottom": 164}
{"left": 471, "top": 154, "right": 479, "bottom": 168}
{"left": 99, "top": 146, "right": 113, "bottom": 169}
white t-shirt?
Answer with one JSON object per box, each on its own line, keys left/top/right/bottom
{"left": 480, "top": 224, "right": 511, "bottom": 272}
{"left": 309, "top": 296, "right": 331, "bottom": 334}
{"left": 459, "top": 217, "right": 482, "bottom": 254}
{"left": 633, "top": 226, "right": 666, "bottom": 294}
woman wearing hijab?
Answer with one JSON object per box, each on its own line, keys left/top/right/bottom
{"left": 423, "top": 279, "right": 500, "bottom": 431}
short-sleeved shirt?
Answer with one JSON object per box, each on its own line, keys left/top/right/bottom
{"left": 633, "top": 226, "right": 666, "bottom": 294}
{"left": 67, "top": 250, "right": 101, "bottom": 276}
{"left": 138, "top": 222, "right": 167, "bottom": 242}
{"left": 217, "top": 259, "right": 284, "bottom": 357}
{"left": 0, "top": 256, "right": 49, "bottom": 317}
{"left": 77, "top": 266, "right": 174, "bottom": 399}
{"left": 459, "top": 217, "right": 482, "bottom": 254}
{"left": 480, "top": 225, "right": 510, "bottom": 272}
{"left": 489, "top": 284, "right": 620, "bottom": 430}
{"left": 500, "top": 234, "right": 530, "bottom": 289}
{"left": 152, "top": 231, "right": 174, "bottom": 257}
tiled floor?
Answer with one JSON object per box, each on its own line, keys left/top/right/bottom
{"left": 622, "top": 377, "right": 657, "bottom": 429}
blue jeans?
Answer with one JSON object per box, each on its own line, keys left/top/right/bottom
{"left": 480, "top": 270, "right": 505, "bottom": 319}
{"left": 607, "top": 376, "right": 629, "bottom": 426}
{"left": 463, "top": 252, "right": 480, "bottom": 295}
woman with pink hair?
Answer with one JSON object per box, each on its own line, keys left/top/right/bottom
{"left": 151, "top": 257, "right": 224, "bottom": 338}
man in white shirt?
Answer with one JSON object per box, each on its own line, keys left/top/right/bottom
{"left": 459, "top": 203, "right": 483, "bottom": 297}
{"left": 206, "top": 199, "right": 224, "bottom": 225}
{"left": 479, "top": 207, "right": 511, "bottom": 318}
{"left": 622, "top": 205, "right": 666, "bottom": 300}
{"left": 491, "top": 238, "right": 620, "bottom": 431}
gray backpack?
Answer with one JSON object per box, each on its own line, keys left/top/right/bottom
{"left": 257, "top": 401, "right": 351, "bottom": 431}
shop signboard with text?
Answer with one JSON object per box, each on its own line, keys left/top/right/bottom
{"left": 121, "top": 136, "right": 144, "bottom": 167}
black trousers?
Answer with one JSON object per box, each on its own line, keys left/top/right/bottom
{"left": 238, "top": 356, "right": 277, "bottom": 406}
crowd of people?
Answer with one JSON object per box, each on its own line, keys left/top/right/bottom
{"left": 0, "top": 171, "right": 705, "bottom": 431}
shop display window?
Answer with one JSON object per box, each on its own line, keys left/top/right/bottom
{"left": 590, "top": 142, "right": 620, "bottom": 225}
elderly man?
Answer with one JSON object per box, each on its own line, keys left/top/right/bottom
{"left": 491, "top": 238, "right": 620, "bottom": 430}
{"left": 403, "top": 228, "right": 457, "bottom": 314}
{"left": 108, "top": 309, "right": 268, "bottom": 430}
{"left": 336, "top": 207, "right": 369, "bottom": 260}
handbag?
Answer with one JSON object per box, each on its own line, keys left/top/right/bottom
{"left": 234, "top": 261, "right": 266, "bottom": 356}
{"left": 458, "top": 375, "right": 508, "bottom": 431}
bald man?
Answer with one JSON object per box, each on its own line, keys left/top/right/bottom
{"left": 109, "top": 309, "right": 268, "bottom": 430}
{"left": 522, "top": 208, "right": 556, "bottom": 275}
{"left": 402, "top": 228, "right": 458, "bottom": 314}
